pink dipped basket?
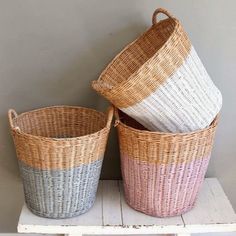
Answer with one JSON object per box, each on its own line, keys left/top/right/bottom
{"left": 115, "top": 109, "right": 219, "bottom": 217}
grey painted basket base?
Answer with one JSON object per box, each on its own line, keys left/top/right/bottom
{"left": 25, "top": 199, "right": 96, "bottom": 219}
{"left": 19, "top": 159, "right": 103, "bottom": 219}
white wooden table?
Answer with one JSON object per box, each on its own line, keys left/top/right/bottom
{"left": 18, "top": 178, "right": 236, "bottom": 236}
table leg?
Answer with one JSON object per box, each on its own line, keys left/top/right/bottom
{"left": 65, "top": 234, "right": 82, "bottom": 236}
{"left": 176, "top": 234, "right": 191, "bottom": 236}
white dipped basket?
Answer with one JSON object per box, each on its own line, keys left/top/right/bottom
{"left": 92, "top": 8, "right": 222, "bottom": 132}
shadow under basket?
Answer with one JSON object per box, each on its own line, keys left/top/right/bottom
{"left": 8, "top": 106, "right": 113, "bottom": 219}
{"left": 115, "top": 110, "right": 219, "bottom": 217}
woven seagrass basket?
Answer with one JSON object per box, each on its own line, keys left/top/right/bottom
{"left": 115, "top": 109, "right": 219, "bottom": 217}
{"left": 8, "top": 106, "right": 113, "bottom": 219}
{"left": 92, "top": 8, "right": 222, "bottom": 132}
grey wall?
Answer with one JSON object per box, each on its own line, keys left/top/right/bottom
{"left": 0, "top": 0, "right": 235, "bottom": 233}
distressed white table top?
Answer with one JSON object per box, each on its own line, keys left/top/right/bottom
{"left": 18, "top": 178, "right": 236, "bottom": 235}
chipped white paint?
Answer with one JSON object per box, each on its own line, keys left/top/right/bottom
{"left": 18, "top": 179, "right": 236, "bottom": 236}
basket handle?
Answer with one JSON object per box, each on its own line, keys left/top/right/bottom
{"left": 152, "top": 8, "right": 174, "bottom": 25}
{"left": 8, "top": 109, "right": 18, "bottom": 128}
{"left": 106, "top": 105, "right": 114, "bottom": 128}
{"left": 114, "top": 107, "right": 120, "bottom": 127}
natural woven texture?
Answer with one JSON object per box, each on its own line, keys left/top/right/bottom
{"left": 115, "top": 109, "right": 218, "bottom": 217}
{"left": 92, "top": 8, "right": 222, "bottom": 132}
{"left": 9, "top": 106, "right": 113, "bottom": 218}
{"left": 9, "top": 106, "right": 113, "bottom": 170}
{"left": 92, "top": 10, "right": 191, "bottom": 108}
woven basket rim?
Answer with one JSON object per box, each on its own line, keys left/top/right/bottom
{"left": 115, "top": 109, "right": 219, "bottom": 137}
{"left": 93, "top": 17, "right": 180, "bottom": 96}
{"left": 9, "top": 105, "right": 113, "bottom": 142}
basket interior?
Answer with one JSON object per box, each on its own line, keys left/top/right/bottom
{"left": 99, "top": 18, "right": 176, "bottom": 89}
{"left": 13, "top": 107, "right": 107, "bottom": 138}
{"left": 118, "top": 110, "right": 147, "bottom": 131}
{"left": 118, "top": 110, "right": 218, "bottom": 136}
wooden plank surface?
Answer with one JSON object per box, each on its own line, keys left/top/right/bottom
{"left": 182, "top": 179, "right": 236, "bottom": 232}
{"left": 18, "top": 178, "right": 236, "bottom": 234}
{"left": 102, "top": 180, "right": 122, "bottom": 226}
{"left": 183, "top": 179, "right": 236, "bottom": 224}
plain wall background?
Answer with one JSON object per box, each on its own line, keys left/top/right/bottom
{"left": 0, "top": 0, "right": 235, "bottom": 233}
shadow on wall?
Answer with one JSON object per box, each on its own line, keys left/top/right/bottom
{"left": 1, "top": 22, "right": 148, "bottom": 180}
{"left": 0, "top": 117, "right": 24, "bottom": 232}
{"left": 0, "top": 114, "right": 20, "bottom": 177}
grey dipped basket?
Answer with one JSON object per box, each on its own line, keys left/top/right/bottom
{"left": 8, "top": 105, "right": 113, "bottom": 219}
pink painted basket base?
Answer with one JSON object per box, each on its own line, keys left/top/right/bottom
{"left": 121, "top": 155, "right": 210, "bottom": 217}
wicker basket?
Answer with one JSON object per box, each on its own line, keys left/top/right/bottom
{"left": 92, "top": 8, "right": 222, "bottom": 132}
{"left": 115, "top": 109, "right": 219, "bottom": 217}
{"left": 8, "top": 106, "right": 113, "bottom": 219}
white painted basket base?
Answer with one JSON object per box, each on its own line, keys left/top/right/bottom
{"left": 122, "top": 46, "right": 222, "bottom": 132}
